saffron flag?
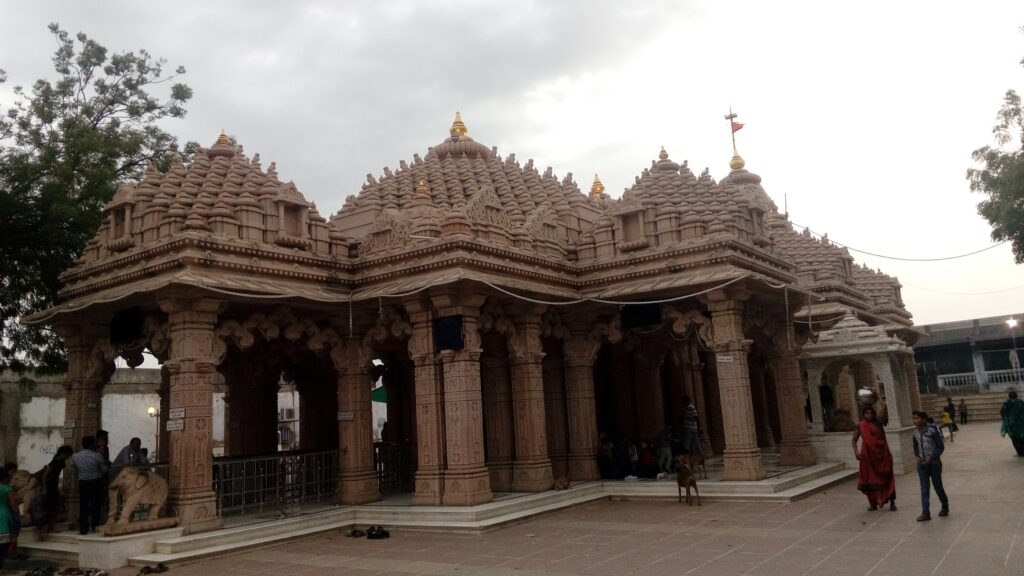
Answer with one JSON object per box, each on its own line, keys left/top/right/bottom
{"left": 731, "top": 121, "right": 745, "bottom": 133}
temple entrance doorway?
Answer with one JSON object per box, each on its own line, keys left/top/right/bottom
{"left": 372, "top": 349, "right": 416, "bottom": 497}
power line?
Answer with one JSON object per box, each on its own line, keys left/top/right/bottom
{"left": 790, "top": 222, "right": 1008, "bottom": 262}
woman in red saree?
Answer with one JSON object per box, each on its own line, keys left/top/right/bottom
{"left": 852, "top": 406, "right": 897, "bottom": 511}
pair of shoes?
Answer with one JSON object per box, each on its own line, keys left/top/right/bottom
{"left": 366, "top": 526, "right": 390, "bottom": 540}
{"left": 938, "top": 508, "right": 949, "bottom": 517}
{"left": 345, "top": 528, "right": 366, "bottom": 538}
{"left": 916, "top": 513, "right": 931, "bottom": 522}
{"left": 137, "top": 564, "right": 168, "bottom": 575}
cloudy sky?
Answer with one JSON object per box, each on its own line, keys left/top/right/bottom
{"left": 3, "top": 1, "right": 1024, "bottom": 326}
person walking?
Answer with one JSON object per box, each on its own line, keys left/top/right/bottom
{"left": 944, "top": 397, "right": 956, "bottom": 426}
{"left": 958, "top": 398, "right": 968, "bottom": 426}
{"left": 0, "top": 467, "right": 17, "bottom": 571}
{"left": 70, "top": 436, "right": 109, "bottom": 534}
{"left": 912, "top": 411, "right": 949, "bottom": 521}
{"left": 1000, "top": 390, "right": 1024, "bottom": 456}
{"left": 852, "top": 406, "right": 897, "bottom": 511}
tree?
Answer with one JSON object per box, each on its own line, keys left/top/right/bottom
{"left": 0, "top": 23, "right": 193, "bottom": 375}
{"left": 968, "top": 28, "right": 1024, "bottom": 263}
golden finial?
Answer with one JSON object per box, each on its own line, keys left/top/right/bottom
{"left": 590, "top": 174, "right": 605, "bottom": 197}
{"left": 416, "top": 179, "right": 429, "bottom": 196}
{"left": 215, "top": 130, "right": 231, "bottom": 146}
{"left": 659, "top": 147, "right": 669, "bottom": 161}
{"left": 730, "top": 153, "right": 746, "bottom": 170}
{"left": 450, "top": 111, "right": 468, "bottom": 139}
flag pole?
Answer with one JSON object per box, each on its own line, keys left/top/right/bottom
{"left": 724, "top": 106, "right": 739, "bottom": 154}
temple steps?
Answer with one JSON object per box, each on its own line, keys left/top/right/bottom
{"left": 921, "top": 392, "right": 1009, "bottom": 422}
{"left": 16, "top": 531, "right": 81, "bottom": 564}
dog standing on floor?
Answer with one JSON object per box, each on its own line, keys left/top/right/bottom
{"left": 685, "top": 450, "right": 707, "bottom": 480}
{"left": 676, "top": 455, "right": 701, "bottom": 506}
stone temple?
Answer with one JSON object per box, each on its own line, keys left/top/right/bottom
{"left": 26, "top": 113, "right": 922, "bottom": 534}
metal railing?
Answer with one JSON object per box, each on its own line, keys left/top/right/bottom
{"left": 374, "top": 442, "right": 412, "bottom": 495}
{"left": 213, "top": 450, "right": 338, "bottom": 517}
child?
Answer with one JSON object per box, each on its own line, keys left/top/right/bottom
{"left": 940, "top": 410, "right": 955, "bottom": 443}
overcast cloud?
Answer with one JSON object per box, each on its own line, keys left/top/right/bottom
{"left": 3, "top": 0, "right": 1024, "bottom": 325}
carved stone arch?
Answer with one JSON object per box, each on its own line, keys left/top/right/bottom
{"left": 213, "top": 305, "right": 331, "bottom": 363}
{"left": 664, "top": 306, "right": 713, "bottom": 349}
{"left": 541, "top": 308, "right": 570, "bottom": 341}
{"left": 479, "top": 298, "right": 516, "bottom": 339}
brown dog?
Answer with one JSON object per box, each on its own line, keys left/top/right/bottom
{"left": 676, "top": 456, "right": 700, "bottom": 506}
{"left": 552, "top": 476, "right": 571, "bottom": 491}
{"left": 685, "top": 450, "right": 707, "bottom": 480}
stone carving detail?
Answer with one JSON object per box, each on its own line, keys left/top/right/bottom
{"left": 479, "top": 300, "right": 516, "bottom": 338}
{"left": 465, "top": 186, "right": 511, "bottom": 230}
{"left": 523, "top": 204, "right": 565, "bottom": 246}
{"left": 360, "top": 209, "right": 412, "bottom": 255}
{"left": 664, "top": 307, "right": 713, "bottom": 348}
{"left": 106, "top": 466, "right": 169, "bottom": 525}
{"left": 541, "top": 308, "right": 570, "bottom": 341}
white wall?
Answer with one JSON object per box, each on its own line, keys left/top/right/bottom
{"left": 17, "top": 396, "right": 66, "bottom": 472}
{"left": 101, "top": 393, "right": 161, "bottom": 459}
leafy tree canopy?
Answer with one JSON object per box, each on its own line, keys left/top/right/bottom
{"left": 0, "top": 23, "right": 193, "bottom": 374}
{"left": 968, "top": 27, "right": 1024, "bottom": 263}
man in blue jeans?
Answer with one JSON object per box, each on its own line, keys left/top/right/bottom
{"left": 912, "top": 411, "right": 949, "bottom": 522}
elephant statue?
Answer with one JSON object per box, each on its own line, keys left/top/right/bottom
{"left": 10, "top": 469, "right": 42, "bottom": 524}
{"left": 107, "top": 466, "right": 168, "bottom": 525}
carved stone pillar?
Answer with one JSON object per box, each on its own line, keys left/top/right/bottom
{"left": 158, "top": 296, "right": 223, "bottom": 533}
{"left": 332, "top": 337, "right": 380, "bottom": 505}
{"left": 836, "top": 366, "right": 855, "bottom": 415}
{"left": 403, "top": 298, "right": 445, "bottom": 505}
{"left": 158, "top": 367, "right": 171, "bottom": 462}
{"left": 770, "top": 336, "right": 815, "bottom": 466}
{"left": 54, "top": 323, "right": 109, "bottom": 515}
{"left": 56, "top": 324, "right": 110, "bottom": 455}
{"left": 633, "top": 343, "right": 668, "bottom": 440}
{"left": 481, "top": 348, "right": 513, "bottom": 492}
{"left": 805, "top": 362, "right": 826, "bottom": 432}
{"left": 542, "top": 342, "right": 570, "bottom": 479}
{"left": 507, "top": 305, "right": 553, "bottom": 492}
{"left": 748, "top": 355, "right": 776, "bottom": 449}
{"left": 432, "top": 290, "right": 492, "bottom": 506}
{"left": 707, "top": 291, "right": 764, "bottom": 480}
{"left": 902, "top": 354, "right": 922, "bottom": 411}
{"left": 563, "top": 327, "right": 600, "bottom": 481}
{"left": 684, "top": 342, "right": 714, "bottom": 456}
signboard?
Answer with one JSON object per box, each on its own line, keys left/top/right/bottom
{"left": 62, "top": 427, "right": 75, "bottom": 438}
{"left": 337, "top": 411, "right": 354, "bottom": 421}
{"left": 165, "top": 419, "right": 185, "bottom": 432}
{"left": 168, "top": 408, "right": 186, "bottom": 420}
{"left": 64, "top": 419, "right": 76, "bottom": 428}
{"left": 716, "top": 354, "right": 735, "bottom": 364}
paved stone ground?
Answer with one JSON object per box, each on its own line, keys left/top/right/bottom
{"left": 6, "top": 421, "right": 1023, "bottom": 576}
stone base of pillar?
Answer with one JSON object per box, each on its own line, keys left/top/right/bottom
{"left": 168, "top": 491, "right": 220, "bottom": 534}
{"left": 550, "top": 453, "right": 569, "bottom": 480}
{"left": 412, "top": 472, "right": 444, "bottom": 506}
{"left": 567, "top": 454, "right": 598, "bottom": 481}
{"left": 778, "top": 440, "right": 816, "bottom": 467}
{"left": 722, "top": 447, "right": 765, "bottom": 481}
{"left": 487, "top": 461, "right": 513, "bottom": 493}
{"left": 441, "top": 468, "right": 492, "bottom": 506}
{"left": 337, "top": 471, "right": 380, "bottom": 505}
{"left": 512, "top": 459, "right": 554, "bottom": 492}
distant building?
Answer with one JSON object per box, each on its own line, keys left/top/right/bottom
{"left": 913, "top": 313, "right": 1024, "bottom": 394}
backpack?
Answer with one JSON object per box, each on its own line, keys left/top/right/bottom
{"left": 928, "top": 423, "right": 945, "bottom": 458}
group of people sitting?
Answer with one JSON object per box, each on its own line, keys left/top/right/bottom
{"left": 597, "top": 396, "right": 704, "bottom": 480}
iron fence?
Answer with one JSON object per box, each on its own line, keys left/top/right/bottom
{"left": 374, "top": 441, "right": 412, "bottom": 495}
{"left": 213, "top": 450, "right": 338, "bottom": 517}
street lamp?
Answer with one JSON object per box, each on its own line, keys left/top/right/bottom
{"left": 1008, "top": 318, "right": 1021, "bottom": 386}
{"left": 147, "top": 406, "right": 160, "bottom": 462}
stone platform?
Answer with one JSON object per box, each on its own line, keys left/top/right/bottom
{"left": 17, "top": 460, "right": 852, "bottom": 570}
